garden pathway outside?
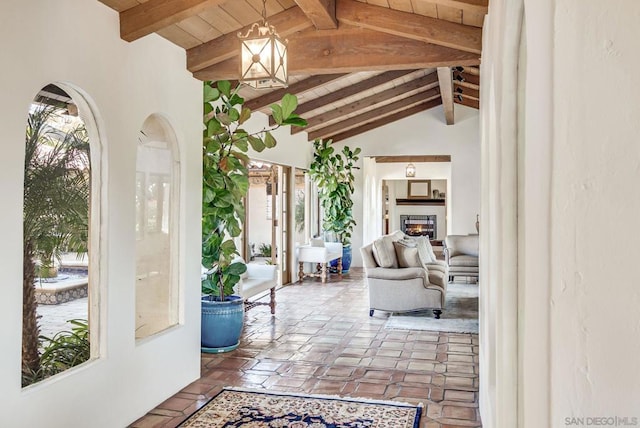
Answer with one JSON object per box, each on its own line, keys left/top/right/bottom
{"left": 131, "top": 269, "right": 481, "bottom": 428}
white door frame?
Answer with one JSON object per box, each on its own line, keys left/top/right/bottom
{"left": 479, "top": 1, "right": 554, "bottom": 427}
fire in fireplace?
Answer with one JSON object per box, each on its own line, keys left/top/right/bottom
{"left": 400, "top": 215, "right": 437, "bottom": 239}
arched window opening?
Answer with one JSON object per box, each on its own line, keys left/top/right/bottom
{"left": 22, "top": 84, "right": 96, "bottom": 387}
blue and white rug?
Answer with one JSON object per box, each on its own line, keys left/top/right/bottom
{"left": 179, "top": 388, "right": 422, "bottom": 427}
{"left": 385, "top": 282, "right": 479, "bottom": 334}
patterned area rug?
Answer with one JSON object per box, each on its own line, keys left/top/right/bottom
{"left": 385, "top": 282, "right": 479, "bottom": 334}
{"left": 178, "top": 388, "right": 422, "bottom": 427}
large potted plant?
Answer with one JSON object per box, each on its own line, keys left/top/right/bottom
{"left": 201, "top": 80, "right": 305, "bottom": 353}
{"left": 308, "top": 138, "right": 361, "bottom": 273}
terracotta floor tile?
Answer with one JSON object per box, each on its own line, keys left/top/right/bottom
{"left": 129, "top": 269, "right": 481, "bottom": 427}
{"left": 404, "top": 373, "right": 433, "bottom": 384}
{"left": 376, "top": 348, "right": 402, "bottom": 358}
{"left": 130, "top": 414, "right": 173, "bottom": 428}
{"left": 445, "top": 376, "right": 475, "bottom": 388}
{"left": 157, "top": 397, "right": 194, "bottom": 412}
{"left": 442, "top": 405, "right": 477, "bottom": 420}
{"left": 355, "top": 382, "right": 388, "bottom": 395}
{"left": 448, "top": 354, "right": 475, "bottom": 363}
{"left": 408, "top": 361, "right": 436, "bottom": 371}
{"left": 444, "top": 390, "right": 476, "bottom": 402}
{"left": 323, "top": 366, "right": 356, "bottom": 378}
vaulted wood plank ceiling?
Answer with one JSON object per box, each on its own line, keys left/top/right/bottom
{"left": 98, "top": 0, "right": 486, "bottom": 142}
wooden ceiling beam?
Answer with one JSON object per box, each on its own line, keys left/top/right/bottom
{"left": 412, "top": 0, "right": 488, "bottom": 15}
{"left": 453, "top": 69, "right": 480, "bottom": 85}
{"left": 375, "top": 155, "right": 452, "bottom": 163}
{"left": 269, "top": 69, "right": 417, "bottom": 126}
{"left": 244, "top": 73, "right": 347, "bottom": 111}
{"left": 294, "top": 70, "right": 417, "bottom": 116}
{"left": 308, "top": 90, "right": 441, "bottom": 140}
{"left": 187, "top": 7, "right": 313, "bottom": 72}
{"left": 455, "top": 96, "right": 479, "bottom": 109}
{"left": 293, "top": 71, "right": 438, "bottom": 133}
{"left": 454, "top": 80, "right": 479, "bottom": 91}
{"left": 336, "top": 0, "right": 482, "bottom": 54}
{"left": 294, "top": 0, "right": 337, "bottom": 29}
{"left": 454, "top": 82, "right": 479, "bottom": 99}
{"left": 193, "top": 27, "right": 480, "bottom": 80}
{"left": 456, "top": 65, "right": 480, "bottom": 75}
{"left": 329, "top": 99, "right": 443, "bottom": 143}
{"left": 120, "top": 0, "right": 227, "bottom": 42}
{"left": 437, "top": 67, "right": 454, "bottom": 125}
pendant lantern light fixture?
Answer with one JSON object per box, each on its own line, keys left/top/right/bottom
{"left": 238, "top": 0, "right": 288, "bottom": 89}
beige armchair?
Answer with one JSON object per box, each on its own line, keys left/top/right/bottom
{"left": 444, "top": 235, "right": 479, "bottom": 282}
{"left": 360, "top": 231, "right": 447, "bottom": 319}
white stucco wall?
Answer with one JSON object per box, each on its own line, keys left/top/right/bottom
{"left": 550, "top": 0, "right": 640, "bottom": 423}
{"left": 244, "top": 111, "right": 314, "bottom": 169}
{"left": 481, "top": 0, "right": 640, "bottom": 426}
{"left": 338, "top": 105, "right": 480, "bottom": 266}
{"left": 0, "top": 1, "right": 202, "bottom": 427}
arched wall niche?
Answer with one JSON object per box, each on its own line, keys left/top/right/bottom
{"left": 135, "top": 113, "right": 181, "bottom": 340}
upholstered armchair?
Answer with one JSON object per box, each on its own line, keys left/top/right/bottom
{"left": 444, "top": 235, "right": 479, "bottom": 282}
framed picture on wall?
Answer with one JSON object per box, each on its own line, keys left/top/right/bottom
{"left": 407, "top": 180, "right": 431, "bottom": 199}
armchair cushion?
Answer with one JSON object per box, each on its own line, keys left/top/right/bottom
{"left": 393, "top": 241, "right": 422, "bottom": 268}
{"left": 372, "top": 235, "right": 398, "bottom": 268}
{"left": 365, "top": 266, "right": 428, "bottom": 282}
{"left": 416, "top": 236, "right": 437, "bottom": 263}
{"left": 448, "top": 254, "right": 478, "bottom": 267}
{"left": 426, "top": 260, "right": 448, "bottom": 273}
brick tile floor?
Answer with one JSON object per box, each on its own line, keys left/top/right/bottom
{"left": 130, "top": 269, "right": 481, "bottom": 428}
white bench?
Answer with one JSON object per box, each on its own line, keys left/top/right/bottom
{"left": 202, "top": 263, "right": 278, "bottom": 314}
{"left": 235, "top": 263, "right": 278, "bottom": 314}
{"left": 297, "top": 241, "right": 343, "bottom": 283}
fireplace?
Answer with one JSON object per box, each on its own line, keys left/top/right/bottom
{"left": 400, "top": 215, "right": 437, "bottom": 239}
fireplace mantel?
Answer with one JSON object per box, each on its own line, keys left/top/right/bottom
{"left": 395, "top": 198, "right": 445, "bottom": 206}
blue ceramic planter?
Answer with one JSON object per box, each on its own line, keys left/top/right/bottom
{"left": 201, "top": 296, "right": 244, "bottom": 353}
{"left": 330, "top": 245, "right": 352, "bottom": 273}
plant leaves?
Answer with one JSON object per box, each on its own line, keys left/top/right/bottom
{"left": 281, "top": 93, "right": 298, "bottom": 119}
{"left": 282, "top": 115, "right": 307, "bottom": 128}
{"left": 228, "top": 262, "right": 247, "bottom": 276}
{"left": 270, "top": 104, "right": 283, "bottom": 125}
{"left": 204, "top": 85, "right": 220, "bottom": 103}
{"left": 217, "top": 80, "right": 231, "bottom": 98}
{"left": 248, "top": 135, "right": 265, "bottom": 152}
{"left": 228, "top": 151, "right": 247, "bottom": 165}
{"left": 204, "top": 102, "right": 214, "bottom": 116}
{"left": 207, "top": 118, "right": 222, "bottom": 136}
{"left": 233, "top": 138, "right": 249, "bottom": 152}
{"left": 229, "top": 94, "right": 245, "bottom": 106}
{"left": 264, "top": 131, "right": 277, "bottom": 148}
{"left": 228, "top": 107, "right": 240, "bottom": 122}
{"left": 217, "top": 112, "right": 232, "bottom": 126}
{"left": 238, "top": 107, "right": 251, "bottom": 125}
